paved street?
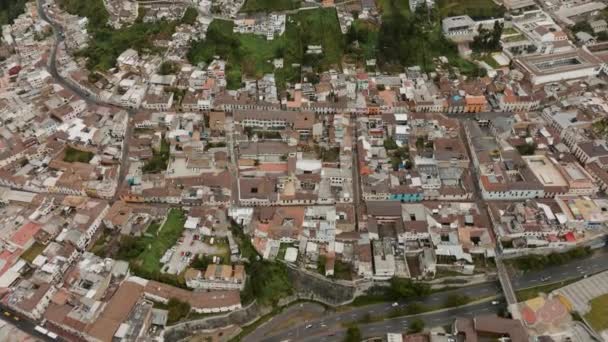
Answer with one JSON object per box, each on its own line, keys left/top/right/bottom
{"left": 264, "top": 301, "right": 504, "bottom": 342}
{"left": 247, "top": 283, "right": 501, "bottom": 342}
{"left": 351, "top": 114, "right": 362, "bottom": 230}
{"left": 244, "top": 282, "right": 501, "bottom": 342}
{"left": 0, "top": 304, "right": 58, "bottom": 341}
{"left": 37, "top": 0, "right": 107, "bottom": 106}
{"left": 225, "top": 117, "right": 240, "bottom": 204}
{"left": 244, "top": 302, "right": 327, "bottom": 342}
{"left": 37, "top": 0, "right": 136, "bottom": 203}
{"left": 248, "top": 247, "right": 608, "bottom": 341}
{"left": 511, "top": 247, "right": 608, "bottom": 289}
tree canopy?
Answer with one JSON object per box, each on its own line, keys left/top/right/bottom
{"left": 0, "top": 0, "right": 28, "bottom": 26}
{"left": 471, "top": 21, "right": 503, "bottom": 53}
{"left": 344, "top": 326, "right": 362, "bottom": 342}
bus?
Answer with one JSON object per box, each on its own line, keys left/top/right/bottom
{"left": 34, "top": 325, "right": 49, "bottom": 335}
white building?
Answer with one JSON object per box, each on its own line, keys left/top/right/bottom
{"left": 120, "top": 84, "right": 148, "bottom": 109}
{"left": 514, "top": 48, "right": 604, "bottom": 86}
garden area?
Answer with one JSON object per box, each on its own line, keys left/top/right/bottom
{"left": 59, "top": 0, "right": 194, "bottom": 71}
{"left": 345, "top": 19, "right": 380, "bottom": 64}
{"left": 187, "top": 8, "right": 344, "bottom": 90}
{"left": 352, "top": 277, "right": 431, "bottom": 306}
{"left": 187, "top": 19, "right": 283, "bottom": 89}
{"left": 592, "top": 118, "right": 608, "bottom": 140}
{"left": 385, "top": 138, "right": 411, "bottom": 171}
{"left": 436, "top": 0, "right": 505, "bottom": 20}
{"left": 509, "top": 247, "right": 592, "bottom": 272}
{"left": 142, "top": 138, "right": 170, "bottom": 174}
{"left": 63, "top": 146, "right": 94, "bottom": 163}
{"left": 116, "top": 209, "right": 187, "bottom": 286}
{"left": 315, "top": 146, "right": 340, "bottom": 163}
{"left": 21, "top": 242, "right": 46, "bottom": 263}
{"left": 376, "top": 0, "right": 410, "bottom": 17}
{"left": 585, "top": 294, "right": 608, "bottom": 332}
{"left": 376, "top": 2, "right": 483, "bottom": 76}
{"left": 477, "top": 54, "right": 500, "bottom": 68}
{"left": 90, "top": 228, "right": 112, "bottom": 257}
{"left": 229, "top": 222, "right": 293, "bottom": 306}
{"left": 154, "top": 298, "right": 191, "bottom": 325}
{"left": 240, "top": 0, "right": 300, "bottom": 12}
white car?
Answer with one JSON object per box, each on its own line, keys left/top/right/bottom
{"left": 305, "top": 324, "right": 313, "bottom": 329}
{"left": 392, "top": 302, "right": 399, "bottom": 307}
{"left": 491, "top": 301, "right": 500, "bottom": 305}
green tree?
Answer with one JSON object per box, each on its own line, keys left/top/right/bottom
{"left": 158, "top": 61, "right": 178, "bottom": 75}
{"left": 516, "top": 143, "right": 535, "bottom": 156}
{"left": 241, "top": 259, "right": 292, "bottom": 306}
{"left": 512, "top": 247, "right": 591, "bottom": 271}
{"left": 405, "top": 302, "right": 427, "bottom": 315}
{"left": 188, "top": 20, "right": 242, "bottom": 65}
{"left": 377, "top": 3, "right": 470, "bottom": 72}
{"left": 166, "top": 298, "right": 191, "bottom": 324}
{"left": 60, "top": 0, "right": 181, "bottom": 71}
{"left": 317, "top": 255, "right": 327, "bottom": 274}
{"left": 408, "top": 318, "right": 425, "bottom": 333}
{"left": 444, "top": 294, "right": 470, "bottom": 308}
{"left": 384, "top": 138, "right": 398, "bottom": 150}
{"left": 116, "top": 235, "right": 146, "bottom": 260}
{"left": 181, "top": 7, "right": 198, "bottom": 25}
{"left": 390, "top": 278, "right": 431, "bottom": 299}
{"left": 344, "top": 326, "right": 362, "bottom": 342}
{"left": 572, "top": 21, "right": 593, "bottom": 35}
{"left": 415, "top": 137, "right": 425, "bottom": 150}
{"left": 0, "top": 0, "right": 28, "bottom": 26}
{"left": 190, "top": 255, "right": 211, "bottom": 269}
{"left": 471, "top": 21, "right": 503, "bottom": 53}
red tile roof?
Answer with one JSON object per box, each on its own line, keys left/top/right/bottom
{"left": 11, "top": 222, "right": 41, "bottom": 248}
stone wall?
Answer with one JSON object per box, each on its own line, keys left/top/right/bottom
{"left": 285, "top": 264, "right": 357, "bottom": 306}
{"left": 164, "top": 301, "right": 270, "bottom": 341}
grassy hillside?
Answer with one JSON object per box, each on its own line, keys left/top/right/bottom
{"left": 188, "top": 8, "right": 344, "bottom": 89}
{"left": 240, "top": 0, "right": 300, "bottom": 13}
{"left": 0, "top": 0, "right": 28, "bottom": 26}
{"left": 59, "top": 0, "right": 183, "bottom": 71}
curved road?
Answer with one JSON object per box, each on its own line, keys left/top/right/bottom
{"left": 37, "top": 0, "right": 135, "bottom": 201}
{"left": 270, "top": 301, "right": 504, "bottom": 342}
{"left": 247, "top": 283, "right": 502, "bottom": 342}
{"left": 247, "top": 247, "right": 608, "bottom": 341}
{"left": 37, "top": 0, "right": 108, "bottom": 106}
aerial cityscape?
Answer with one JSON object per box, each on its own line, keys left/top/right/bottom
{"left": 0, "top": 0, "right": 608, "bottom": 341}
